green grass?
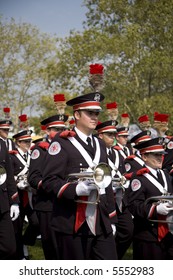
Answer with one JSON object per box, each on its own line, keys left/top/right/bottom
{"left": 28, "top": 240, "right": 45, "bottom": 260}
{"left": 28, "top": 240, "right": 133, "bottom": 260}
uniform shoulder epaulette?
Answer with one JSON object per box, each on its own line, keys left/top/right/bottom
{"left": 60, "top": 130, "right": 76, "bottom": 138}
{"left": 136, "top": 167, "right": 150, "bottom": 176}
{"left": 49, "top": 131, "right": 58, "bottom": 140}
{"left": 38, "top": 141, "right": 50, "bottom": 150}
{"left": 124, "top": 172, "right": 134, "bottom": 180}
{"left": 125, "top": 155, "right": 136, "bottom": 160}
{"left": 113, "top": 145, "right": 121, "bottom": 151}
{"left": 8, "top": 150, "right": 18, "bottom": 154}
{"left": 30, "top": 145, "right": 36, "bottom": 151}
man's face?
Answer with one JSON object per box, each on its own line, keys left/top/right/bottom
{"left": 17, "top": 139, "right": 32, "bottom": 152}
{"left": 116, "top": 135, "right": 128, "bottom": 146}
{"left": 141, "top": 153, "right": 164, "bottom": 169}
{"left": 0, "top": 128, "right": 9, "bottom": 139}
{"left": 75, "top": 110, "right": 100, "bottom": 134}
{"left": 99, "top": 132, "right": 115, "bottom": 148}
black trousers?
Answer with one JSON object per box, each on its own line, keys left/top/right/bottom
{"left": 22, "top": 204, "right": 40, "bottom": 246}
{"left": 115, "top": 207, "right": 134, "bottom": 259}
{"left": 53, "top": 230, "right": 118, "bottom": 260}
{"left": 0, "top": 212, "right": 16, "bottom": 259}
{"left": 13, "top": 203, "right": 40, "bottom": 259}
{"left": 36, "top": 211, "right": 57, "bottom": 260}
{"left": 133, "top": 233, "right": 173, "bottom": 260}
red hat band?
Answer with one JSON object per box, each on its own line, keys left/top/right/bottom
{"left": 0, "top": 123, "right": 10, "bottom": 129}
{"left": 46, "top": 121, "right": 65, "bottom": 128}
{"left": 117, "top": 131, "right": 128, "bottom": 136}
{"left": 73, "top": 101, "right": 101, "bottom": 111}
{"left": 97, "top": 125, "right": 117, "bottom": 134}
{"left": 134, "top": 135, "right": 151, "bottom": 144}
{"left": 16, "top": 135, "right": 32, "bottom": 141}
{"left": 140, "top": 145, "right": 164, "bottom": 154}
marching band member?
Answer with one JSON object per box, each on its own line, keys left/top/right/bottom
{"left": 127, "top": 137, "right": 173, "bottom": 259}
{"left": 114, "top": 127, "right": 133, "bottom": 173}
{"left": 124, "top": 130, "right": 152, "bottom": 174}
{"left": 95, "top": 120, "right": 134, "bottom": 259}
{"left": 0, "top": 139, "right": 19, "bottom": 259}
{"left": 10, "top": 129, "right": 40, "bottom": 259}
{"left": 0, "top": 119, "right": 16, "bottom": 151}
{"left": 42, "top": 92, "right": 118, "bottom": 260}
{"left": 28, "top": 114, "right": 68, "bottom": 259}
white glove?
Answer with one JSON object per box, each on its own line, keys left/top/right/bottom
{"left": 76, "top": 180, "right": 96, "bottom": 196}
{"left": 10, "top": 204, "right": 20, "bottom": 221}
{"left": 17, "top": 180, "right": 28, "bottom": 190}
{"left": 111, "top": 224, "right": 116, "bottom": 236}
{"left": 156, "top": 202, "right": 173, "bottom": 215}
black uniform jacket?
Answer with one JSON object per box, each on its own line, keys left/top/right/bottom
{"left": 0, "top": 139, "right": 19, "bottom": 214}
{"left": 124, "top": 154, "right": 145, "bottom": 174}
{"left": 28, "top": 140, "right": 53, "bottom": 211}
{"left": 127, "top": 167, "right": 173, "bottom": 242}
{"left": 42, "top": 131, "right": 117, "bottom": 235}
{"left": 9, "top": 149, "right": 30, "bottom": 208}
{"left": 112, "top": 145, "right": 127, "bottom": 175}
{"left": 162, "top": 137, "right": 173, "bottom": 173}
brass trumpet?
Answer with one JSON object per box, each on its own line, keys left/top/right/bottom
{"left": 67, "top": 162, "right": 112, "bottom": 204}
{"left": 145, "top": 194, "right": 173, "bottom": 233}
{"left": 68, "top": 162, "right": 112, "bottom": 189}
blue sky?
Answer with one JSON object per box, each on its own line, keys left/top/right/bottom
{"left": 0, "top": 0, "right": 87, "bottom": 37}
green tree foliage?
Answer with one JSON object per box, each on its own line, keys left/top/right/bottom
{"left": 49, "top": 0, "right": 173, "bottom": 132}
{"left": 0, "top": 16, "right": 57, "bottom": 131}
{"left": 2, "top": 1, "right": 173, "bottom": 134}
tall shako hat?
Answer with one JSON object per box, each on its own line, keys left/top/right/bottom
{"left": 53, "top": 93, "right": 66, "bottom": 115}
{"left": 121, "top": 113, "right": 130, "bottom": 118}
{"left": 116, "top": 126, "right": 129, "bottom": 136}
{"left": 3, "top": 107, "right": 10, "bottom": 113}
{"left": 138, "top": 114, "right": 150, "bottom": 123}
{"left": 3, "top": 107, "right": 11, "bottom": 120}
{"left": 121, "top": 113, "right": 130, "bottom": 127}
{"left": 0, "top": 119, "right": 12, "bottom": 129}
{"left": 95, "top": 120, "right": 118, "bottom": 133}
{"left": 133, "top": 137, "right": 166, "bottom": 154}
{"left": 106, "top": 101, "right": 118, "bottom": 110}
{"left": 106, "top": 101, "right": 119, "bottom": 120}
{"left": 66, "top": 92, "right": 105, "bottom": 112}
{"left": 13, "top": 130, "right": 32, "bottom": 141}
{"left": 19, "top": 114, "right": 29, "bottom": 129}
{"left": 154, "top": 113, "right": 169, "bottom": 123}
{"left": 89, "top": 64, "right": 104, "bottom": 92}
{"left": 40, "top": 114, "right": 68, "bottom": 129}
{"left": 130, "top": 130, "right": 151, "bottom": 145}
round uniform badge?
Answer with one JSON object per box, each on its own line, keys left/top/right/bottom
{"left": 31, "top": 149, "right": 40, "bottom": 160}
{"left": 131, "top": 179, "right": 141, "bottom": 191}
{"left": 125, "top": 162, "right": 131, "bottom": 172}
{"left": 48, "top": 141, "right": 61, "bottom": 155}
{"left": 167, "top": 141, "right": 173, "bottom": 149}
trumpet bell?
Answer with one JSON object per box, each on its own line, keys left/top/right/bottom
{"left": 93, "top": 163, "right": 112, "bottom": 189}
{"left": 68, "top": 162, "right": 112, "bottom": 189}
{"left": 0, "top": 165, "right": 7, "bottom": 185}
